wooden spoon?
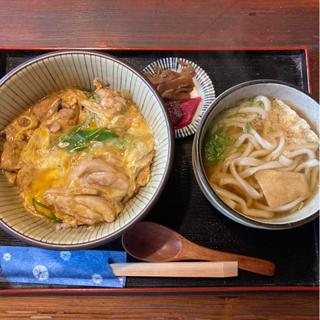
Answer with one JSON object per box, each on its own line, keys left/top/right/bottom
{"left": 122, "top": 221, "right": 275, "bottom": 276}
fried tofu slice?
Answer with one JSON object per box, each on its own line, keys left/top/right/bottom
{"left": 255, "top": 169, "right": 310, "bottom": 208}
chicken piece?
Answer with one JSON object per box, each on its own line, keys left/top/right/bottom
{"left": 1, "top": 140, "right": 26, "bottom": 171}
{"left": 93, "top": 79, "right": 108, "bottom": 91}
{"left": 42, "top": 104, "right": 80, "bottom": 133}
{"left": 81, "top": 99, "right": 131, "bottom": 130}
{"left": 17, "top": 116, "right": 31, "bottom": 127}
{"left": 254, "top": 170, "right": 310, "bottom": 207}
{"left": 75, "top": 195, "right": 116, "bottom": 222}
{"left": 80, "top": 80, "right": 128, "bottom": 121}
{"left": 107, "top": 115, "right": 131, "bottom": 131}
{"left": 125, "top": 141, "right": 154, "bottom": 178}
{"left": 20, "top": 127, "right": 50, "bottom": 166}
{"left": 104, "top": 152, "right": 124, "bottom": 168}
{"left": 3, "top": 112, "right": 39, "bottom": 142}
{"left": 44, "top": 191, "right": 116, "bottom": 225}
{"left": 3, "top": 123, "right": 19, "bottom": 142}
{"left": 58, "top": 89, "right": 89, "bottom": 106}
{"left": 16, "top": 165, "right": 36, "bottom": 189}
{"left": 46, "top": 187, "right": 99, "bottom": 196}
{"left": 4, "top": 171, "right": 17, "bottom": 185}
{"left": 136, "top": 166, "right": 150, "bottom": 187}
{"left": 31, "top": 95, "right": 61, "bottom": 121}
{"left": 86, "top": 172, "right": 129, "bottom": 193}
{"left": 74, "top": 158, "right": 118, "bottom": 176}
{"left": 81, "top": 98, "right": 127, "bottom": 121}
{"left": 94, "top": 79, "right": 127, "bottom": 109}
{"left": 74, "top": 158, "right": 130, "bottom": 200}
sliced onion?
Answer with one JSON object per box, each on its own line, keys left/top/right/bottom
{"left": 289, "top": 202, "right": 304, "bottom": 214}
{"left": 219, "top": 120, "right": 245, "bottom": 130}
{"left": 243, "top": 208, "right": 275, "bottom": 219}
{"left": 286, "top": 149, "right": 315, "bottom": 160}
{"left": 219, "top": 178, "right": 255, "bottom": 205}
{"left": 250, "top": 129, "right": 274, "bottom": 150}
{"left": 238, "top": 106, "right": 267, "bottom": 119}
{"left": 286, "top": 143, "right": 319, "bottom": 151}
{"left": 240, "top": 161, "right": 283, "bottom": 178}
{"left": 219, "top": 177, "right": 239, "bottom": 187}
{"left": 223, "top": 153, "right": 242, "bottom": 172}
{"left": 249, "top": 149, "right": 271, "bottom": 158}
{"left": 235, "top": 134, "right": 260, "bottom": 149}
{"left": 213, "top": 185, "right": 273, "bottom": 218}
{"left": 256, "top": 197, "right": 305, "bottom": 212}
{"left": 210, "top": 172, "right": 232, "bottom": 180}
{"left": 242, "top": 142, "right": 254, "bottom": 157}
{"left": 235, "top": 157, "right": 263, "bottom": 167}
{"left": 279, "top": 155, "right": 293, "bottom": 166}
{"left": 295, "top": 159, "right": 319, "bottom": 172}
{"left": 304, "top": 167, "right": 311, "bottom": 181}
{"left": 271, "top": 136, "right": 285, "bottom": 160}
{"left": 278, "top": 158, "right": 299, "bottom": 172}
{"left": 222, "top": 114, "right": 257, "bottom": 123}
{"left": 310, "top": 166, "right": 319, "bottom": 191}
{"left": 220, "top": 196, "right": 237, "bottom": 209}
{"left": 213, "top": 184, "right": 247, "bottom": 211}
{"left": 230, "top": 161, "right": 262, "bottom": 199}
{"left": 254, "top": 96, "right": 271, "bottom": 112}
{"left": 225, "top": 152, "right": 242, "bottom": 162}
{"left": 246, "top": 197, "right": 253, "bottom": 208}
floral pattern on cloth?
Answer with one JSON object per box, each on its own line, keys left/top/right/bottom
{"left": 0, "top": 246, "right": 126, "bottom": 287}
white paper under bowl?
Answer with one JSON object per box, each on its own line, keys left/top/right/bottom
{"left": 0, "top": 51, "right": 174, "bottom": 248}
{"left": 192, "top": 80, "right": 319, "bottom": 230}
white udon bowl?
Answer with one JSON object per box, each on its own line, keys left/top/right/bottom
{"left": 193, "top": 80, "right": 319, "bottom": 230}
{"left": 0, "top": 51, "right": 174, "bottom": 248}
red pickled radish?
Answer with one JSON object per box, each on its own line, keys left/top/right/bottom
{"left": 175, "top": 97, "right": 202, "bottom": 129}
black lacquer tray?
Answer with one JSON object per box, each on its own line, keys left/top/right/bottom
{"left": 0, "top": 48, "right": 318, "bottom": 293}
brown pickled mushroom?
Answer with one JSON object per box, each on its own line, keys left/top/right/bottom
{"left": 144, "top": 61, "right": 196, "bottom": 100}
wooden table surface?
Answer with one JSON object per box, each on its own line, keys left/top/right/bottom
{"left": 0, "top": 0, "right": 319, "bottom": 319}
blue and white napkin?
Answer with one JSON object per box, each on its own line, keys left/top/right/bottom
{"left": 0, "top": 246, "right": 126, "bottom": 287}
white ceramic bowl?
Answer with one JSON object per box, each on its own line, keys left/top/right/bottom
{"left": 0, "top": 51, "right": 174, "bottom": 248}
{"left": 192, "top": 80, "right": 319, "bottom": 230}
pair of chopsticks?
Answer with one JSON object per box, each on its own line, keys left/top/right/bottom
{"left": 111, "top": 261, "right": 238, "bottom": 278}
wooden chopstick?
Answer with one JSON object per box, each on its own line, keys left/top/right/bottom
{"left": 110, "top": 261, "right": 238, "bottom": 278}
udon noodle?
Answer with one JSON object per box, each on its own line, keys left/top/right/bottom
{"left": 203, "top": 96, "right": 319, "bottom": 219}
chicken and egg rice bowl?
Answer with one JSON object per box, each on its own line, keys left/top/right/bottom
{"left": 1, "top": 79, "right": 155, "bottom": 227}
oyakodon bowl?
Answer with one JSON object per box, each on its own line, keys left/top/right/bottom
{"left": 0, "top": 51, "right": 174, "bottom": 249}
{"left": 192, "top": 79, "right": 319, "bottom": 230}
